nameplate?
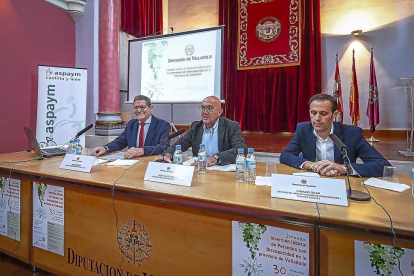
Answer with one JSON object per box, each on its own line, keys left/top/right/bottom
{"left": 144, "top": 162, "right": 195, "bottom": 187}
{"left": 59, "top": 154, "right": 96, "bottom": 173}
{"left": 271, "top": 174, "right": 348, "bottom": 206}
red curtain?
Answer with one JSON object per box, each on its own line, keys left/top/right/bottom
{"left": 219, "top": 0, "right": 322, "bottom": 132}
{"left": 121, "top": 0, "right": 163, "bottom": 37}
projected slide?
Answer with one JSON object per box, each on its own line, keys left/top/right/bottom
{"left": 128, "top": 27, "right": 223, "bottom": 103}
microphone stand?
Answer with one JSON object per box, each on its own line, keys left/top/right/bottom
{"left": 342, "top": 149, "right": 371, "bottom": 201}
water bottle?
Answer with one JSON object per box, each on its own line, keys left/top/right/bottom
{"left": 246, "top": 148, "right": 256, "bottom": 183}
{"left": 235, "top": 148, "right": 246, "bottom": 183}
{"left": 412, "top": 165, "right": 414, "bottom": 196}
{"left": 75, "top": 138, "right": 82, "bottom": 155}
{"left": 198, "top": 144, "right": 207, "bottom": 174}
{"left": 173, "top": 145, "right": 183, "bottom": 165}
{"left": 68, "top": 140, "right": 75, "bottom": 154}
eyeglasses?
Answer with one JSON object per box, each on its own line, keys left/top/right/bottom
{"left": 199, "top": 106, "right": 217, "bottom": 112}
{"left": 132, "top": 105, "right": 148, "bottom": 111}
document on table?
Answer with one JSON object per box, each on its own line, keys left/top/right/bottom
{"left": 100, "top": 152, "right": 125, "bottom": 160}
{"left": 107, "top": 159, "right": 140, "bottom": 166}
{"left": 292, "top": 172, "right": 320, "bottom": 177}
{"left": 364, "top": 178, "right": 410, "bottom": 192}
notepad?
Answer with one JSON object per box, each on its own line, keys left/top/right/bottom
{"left": 255, "top": 176, "right": 272, "bottom": 186}
{"left": 292, "top": 172, "right": 321, "bottom": 177}
{"left": 107, "top": 159, "right": 140, "bottom": 166}
{"left": 364, "top": 178, "right": 410, "bottom": 193}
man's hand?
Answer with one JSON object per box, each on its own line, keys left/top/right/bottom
{"left": 312, "top": 160, "right": 346, "bottom": 176}
{"left": 124, "top": 147, "right": 144, "bottom": 159}
{"left": 94, "top": 147, "right": 106, "bottom": 157}
{"left": 206, "top": 156, "right": 218, "bottom": 167}
{"left": 153, "top": 154, "right": 172, "bottom": 163}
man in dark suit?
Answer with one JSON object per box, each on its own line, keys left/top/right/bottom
{"left": 94, "top": 95, "right": 170, "bottom": 159}
{"left": 280, "top": 94, "right": 390, "bottom": 177}
{"left": 154, "top": 96, "right": 247, "bottom": 166}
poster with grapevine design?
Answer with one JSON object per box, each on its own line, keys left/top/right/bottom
{"left": 33, "top": 182, "right": 64, "bottom": 256}
{"left": 0, "top": 177, "right": 20, "bottom": 240}
{"left": 355, "top": 240, "right": 414, "bottom": 276}
{"left": 232, "top": 221, "right": 309, "bottom": 276}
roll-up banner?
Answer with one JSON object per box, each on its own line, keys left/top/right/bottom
{"left": 36, "top": 65, "right": 87, "bottom": 147}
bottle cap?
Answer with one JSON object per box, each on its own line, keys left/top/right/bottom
{"left": 200, "top": 144, "right": 205, "bottom": 149}
{"left": 238, "top": 148, "right": 244, "bottom": 153}
{"left": 176, "top": 145, "right": 181, "bottom": 150}
{"left": 248, "top": 148, "right": 254, "bottom": 153}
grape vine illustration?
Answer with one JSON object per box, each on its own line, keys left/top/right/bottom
{"left": 238, "top": 222, "right": 267, "bottom": 276}
{"left": 0, "top": 177, "right": 6, "bottom": 198}
{"left": 144, "top": 41, "right": 168, "bottom": 99}
{"left": 36, "top": 183, "right": 47, "bottom": 207}
{"left": 363, "top": 242, "right": 405, "bottom": 276}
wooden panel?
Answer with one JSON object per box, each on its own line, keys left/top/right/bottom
{"left": 0, "top": 174, "right": 32, "bottom": 264}
{"left": 320, "top": 228, "right": 414, "bottom": 276}
{"left": 317, "top": 173, "right": 414, "bottom": 236}
{"left": 31, "top": 181, "right": 316, "bottom": 276}
{"left": 0, "top": 152, "right": 321, "bottom": 224}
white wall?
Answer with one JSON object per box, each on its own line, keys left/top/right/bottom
{"left": 76, "top": 0, "right": 99, "bottom": 126}
{"left": 321, "top": 0, "right": 414, "bottom": 129}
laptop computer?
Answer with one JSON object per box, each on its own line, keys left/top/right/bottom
{"left": 23, "top": 127, "right": 67, "bottom": 157}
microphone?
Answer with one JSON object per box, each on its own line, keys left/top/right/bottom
{"left": 137, "top": 129, "right": 185, "bottom": 163}
{"left": 328, "top": 134, "right": 346, "bottom": 151}
{"left": 166, "top": 129, "right": 185, "bottom": 141}
{"left": 75, "top": 124, "right": 93, "bottom": 139}
{"left": 329, "top": 134, "right": 370, "bottom": 202}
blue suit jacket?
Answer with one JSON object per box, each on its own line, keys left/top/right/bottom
{"left": 280, "top": 122, "right": 391, "bottom": 177}
{"left": 105, "top": 115, "right": 170, "bottom": 156}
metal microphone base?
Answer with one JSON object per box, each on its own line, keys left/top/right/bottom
{"left": 347, "top": 189, "right": 371, "bottom": 201}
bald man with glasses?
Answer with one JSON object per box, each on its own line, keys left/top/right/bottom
{"left": 154, "top": 96, "right": 247, "bottom": 166}
{"left": 94, "top": 95, "right": 170, "bottom": 159}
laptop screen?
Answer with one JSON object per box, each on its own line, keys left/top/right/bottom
{"left": 23, "top": 127, "right": 43, "bottom": 156}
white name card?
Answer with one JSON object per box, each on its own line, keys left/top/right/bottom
{"left": 271, "top": 174, "right": 348, "bottom": 206}
{"left": 59, "top": 154, "right": 96, "bottom": 173}
{"left": 144, "top": 162, "right": 195, "bottom": 187}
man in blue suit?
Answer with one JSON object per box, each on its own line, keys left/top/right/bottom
{"left": 95, "top": 95, "right": 170, "bottom": 159}
{"left": 280, "top": 94, "right": 390, "bottom": 177}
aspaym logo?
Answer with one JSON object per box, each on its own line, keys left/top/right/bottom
{"left": 44, "top": 67, "right": 82, "bottom": 79}
{"left": 46, "top": 68, "right": 53, "bottom": 76}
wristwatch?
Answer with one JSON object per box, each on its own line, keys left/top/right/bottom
{"left": 103, "top": 146, "right": 109, "bottom": 152}
{"left": 213, "top": 154, "right": 220, "bottom": 162}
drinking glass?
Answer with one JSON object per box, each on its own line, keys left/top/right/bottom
{"left": 382, "top": 166, "right": 398, "bottom": 183}
{"left": 265, "top": 162, "right": 277, "bottom": 178}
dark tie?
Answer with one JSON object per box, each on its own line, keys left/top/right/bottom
{"left": 138, "top": 123, "right": 145, "bottom": 148}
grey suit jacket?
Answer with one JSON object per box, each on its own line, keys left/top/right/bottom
{"left": 163, "top": 117, "right": 247, "bottom": 165}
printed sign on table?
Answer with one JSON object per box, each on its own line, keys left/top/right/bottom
{"left": 33, "top": 182, "right": 64, "bottom": 256}
{"left": 232, "top": 221, "right": 309, "bottom": 276}
{"left": 0, "top": 177, "right": 20, "bottom": 241}
{"left": 144, "top": 162, "right": 195, "bottom": 187}
{"left": 271, "top": 174, "right": 348, "bottom": 207}
{"left": 355, "top": 240, "right": 414, "bottom": 276}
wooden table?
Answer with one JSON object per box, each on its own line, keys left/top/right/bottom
{"left": 0, "top": 151, "right": 413, "bottom": 276}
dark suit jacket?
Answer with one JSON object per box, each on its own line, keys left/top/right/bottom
{"left": 105, "top": 115, "right": 170, "bottom": 156}
{"left": 280, "top": 122, "right": 391, "bottom": 177}
{"left": 164, "top": 117, "right": 247, "bottom": 165}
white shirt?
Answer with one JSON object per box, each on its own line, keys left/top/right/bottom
{"left": 301, "top": 124, "right": 357, "bottom": 174}
{"left": 314, "top": 126, "right": 335, "bottom": 162}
